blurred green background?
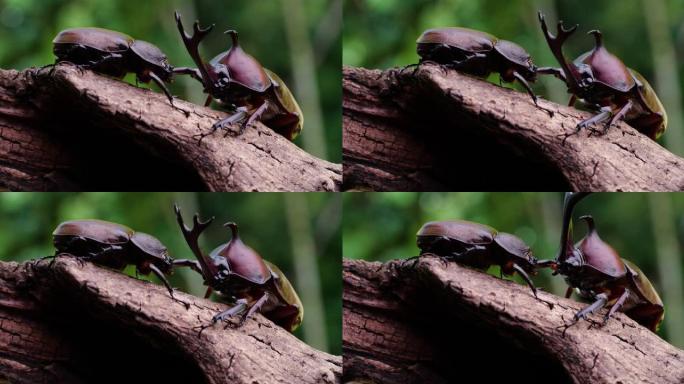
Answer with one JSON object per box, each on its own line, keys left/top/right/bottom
{"left": 0, "top": 192, "right": 342, "bottom": 354}
{"left": 0, "top": 0, "right": 342, "bottom": 162}
{"left": 344, "top": 0, "right": 684, "bottom": 155}
{"left": 344, "top": 192, "right": 684, "bottom": 348}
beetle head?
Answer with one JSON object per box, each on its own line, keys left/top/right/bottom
{"left": 131, "top": 232, "right": 173, "bottom": 273}
{"left": 131, "top": 40, "right": 174, "bottom": 82}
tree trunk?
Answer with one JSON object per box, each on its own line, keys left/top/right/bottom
{"left": 343, "top": 256, "right": 684, "bottom": 384}
{"left": 0, "top": 257, "right": 341, "bottom": 384}
{"left": 0, "top": 64, "right": 341, "bottom": 191}
{"left": 342, "top": 65, "right": 684, "bottom": 191}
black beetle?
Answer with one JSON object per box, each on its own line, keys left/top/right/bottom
{"left": 542, "top": 193, "right": 664, "bottom": 331}
{"left": 53, "top": 27, "right": 201, "bottom": 105}
{"left": 538, "top": 12, "right": 667, "bottom": 140}
{"left": 416, "top": 27, "right": 565, "bottom": 105}
{"left": 52, "top": 219, "right": 201, "bottom": 303}
{"left": 416, "top": 220, "right": 540, "bottom": 297}
{"left": 174, "top": 12, "right": 303, "bottom": 141}
{"left": 174, "top": 206, "right": 303, "bottom": 332}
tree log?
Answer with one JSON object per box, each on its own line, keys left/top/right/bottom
{"left": 0, "top": 257, "right": 341, "bottom": 384}
{"left": 342, "top": 65, "right": 684, "bottom": 191}
{"left": 343, "top": 256, "right": 684, "bottom": 384}
{"left": 0, "top": 64, "right": 341, "bottom": 191}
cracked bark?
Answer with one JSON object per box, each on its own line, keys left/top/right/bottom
{"left": 343, "top": 256, "right": 684, "bottom": 384}
{"left": 342, "top": 64, "right": 684, "bottom": 191}
{"left": 0, "top": 257, "right": 341, "bottom": 384}
{"left": 0, "top": 64, "right": 341, "bottom": 191}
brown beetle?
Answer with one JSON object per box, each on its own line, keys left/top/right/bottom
{"left": 174, "top": 205, "right": 303, "bottom": 332}
{"left": 416, "top": 220, "right": 540, "bottom": 297}
{"left": 416, "top": 27, "right": 565, "bottom": 105}
{"left": 53, "top": 27, "right": 201, "bottom": 105}
{"left": 544, "top": 193, "right": 665, "bottom": 331}
{"left": 52, "top": 219, "right": 201, "bottom": 303}
{"left": 174, "top": 12, "right": 303, "bottom": 141}
{"left": 538, "top": 12, "right": 667, "bottom": 140}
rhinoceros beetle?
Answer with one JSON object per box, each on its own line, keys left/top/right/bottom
{"left": 174, "top": 205, "right": 303, "bottom": 333}
{"left": 416, "top": 220, "right": 540, "bottom": 297}
{"left": 543, "top": 193, "right": 664, "bottom": 332}
{"left": 52, "top": 219, "right": 201, "bottom": 304}
{"left": 538, "top": 12, "right": 667, "bottom": 140}
{"left": 416, "top": 27, "right": 565, "bottom": 106}
{"left": 53, "top": 27, "right": 201, "bottom": 105}
{"left": 174, "top": 12, "right": 303, "bottom": 141}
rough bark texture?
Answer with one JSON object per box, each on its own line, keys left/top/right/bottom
{"left": 0, "top": 257, "right": 341, "bottom": 384}
{"left": 343, "top": 65, "right": 684, "bottom": 191}
{"left": 0, "top": 64, "right": 341, "bottom": 191}
{"left": 343, "top": 256, "right": 684, "bottom": 384}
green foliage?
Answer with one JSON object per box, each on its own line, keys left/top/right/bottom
{"left": 344, "top": 192, "right": 684, "bottom": 347}
{"left": 0, "top": 0, "right": 341, "bottom": 161}
{"left": 0, "top": 192, "right": 342, "bottom": 354}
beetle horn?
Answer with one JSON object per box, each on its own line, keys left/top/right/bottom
{"left": 587, "top": 30, "right": 603, "bottom": 48}
{"left": 224, "top": 30, "right": 240, "bottom": 47}
{"left": 173, "top": 204, "right": 218, "bottom": 280}
{"left": 174, "top": 11, "right": 215, "bottom": 90}
{"left": 578, "top": 215, "right": 596, "bottom": 233}
{"left": 557, "top": 192, "right": 590, "bottom": 262}
{"left": 223, "top": 222, "right": 240, "bottom": 239}
{"left": 538, "top": 11, "right": 582, "bottom": 92}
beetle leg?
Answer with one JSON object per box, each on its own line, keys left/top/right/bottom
{"left": 239, "top": 292, "right": 270, "bottom": 326}
{"left": 148, "top": 72, "right": 175, "bottom": 106}
{"left": 204, "top": 287, "right": 213, "bottom": 299}
{"left": 575, "top": 293, "right": 608, "bottom": 321}
{"left": 84, "top": 52, "right": 123, "bottom": 69}
{"left": 565, "top": 286, "right": 574, "bottom": 299}
{"left": 568, "top": 95, "right": 577, "bottom": 107}
{"left": 512, "top": 71, "right": 538, "bottom": 106}
{"left": 149, "top": 264, "right": 190, "bottom": 309}
{"left": 576, "top": 106, "right": 613, "bottom": 134}
{"left": 535, "top": 67, "right": 567, "bottom": 83}
{"left": 207, "top": 107, "right": 249, "bottom": 138}
{"left": 204, "top": 95, "right": 213, "bottom": 107}
{"left": 603, "top": 289, "right": 630, "bottom": 325}
{"left": 241, "top": 100, "right": 270, "bottom": 134}
{"left": 512, "top": 263, "right": 538, "bottom": 298}
{"left": 172, "top": 67, "right": 203, "bottom": 83}
{"left": 172, "top": 259, "right": 203, "bottom": 274}
{"left": 213, "top": 298, "right": 249, "bottom": 323}
{"left": 604, "top": 100, "right": 633, "bottom": 133}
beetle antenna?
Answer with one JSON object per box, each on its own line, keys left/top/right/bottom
{"left": 587, "top": 30, "right": 603, "bottom": 47}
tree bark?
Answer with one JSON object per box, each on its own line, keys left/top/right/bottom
{"left": 343, "top": 256, "right": 684, "bottom": 384}
{"left": 342, "top": 65, "right": 684, "bottom": 191}
{"left": 0, "top": 257, "right": 341, "bottom": 384}
{"left": 0, "top": 64, "right": 341, "bottom": 191}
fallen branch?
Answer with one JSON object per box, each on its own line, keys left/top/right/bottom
{"left": 0, "top": 64, "right": 341, "bottom": 191}
{"left": 343, "top": 256, "right": 684, "bottom": 384}
{"left": 343, "top": 64, "right": 684, "bottom": 191}
{"left": 0, "top": 257, "right": 341, "bottom": 384}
